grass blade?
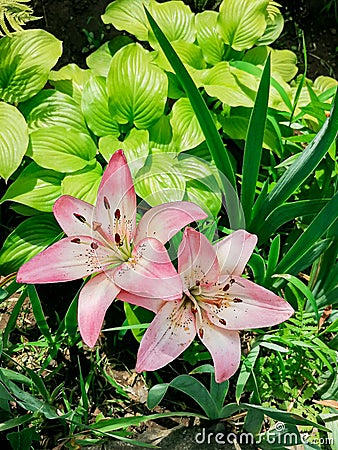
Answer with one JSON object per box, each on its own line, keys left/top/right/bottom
{"left": 27, "top": 285, "right": 53, "bottom": 344}
{"left": 241, "top": 54, "right": 270, "bottom": 223}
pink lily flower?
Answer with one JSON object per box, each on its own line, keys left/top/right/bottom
{"left": 17, "top": 151, "right": 207, "bottom": 347}
{"left": 135, "top": 228, "right": 294, "bottom": 382}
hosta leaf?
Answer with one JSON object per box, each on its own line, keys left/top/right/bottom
{"left": 0, "top": 162, "right": 63, "bottom": 212}
{"left": 217, "top": 0, "right": 269, "bottom": 51}
{"left": 149, "top": 114, "right": 174, "bottom": 152}
{"left": 86, "top": 36, "right": 133, "bottom": 77}
{"left": 62, "top": 162, "right": 102, "bottom": 205}
{"left": 101, "top": 0, "right": 150, "bottom": 41}
{"left": 0, "top": 102, "right": 28, "bottom": 181}
{"left": 0, "top": 215, "right": 62, "bottom": 275}
{"left": 135, "top": 153, "right": 185, "bottom": 205}
{"left": 314, "top": 76, "right": 338, "bottom": 93}
{"left": 49, "top": 64, "right": 91, "bottom": 104}
{"left": 256, "top": 12, "right": 284, "bottom": 46}
{"left": 27, "top": 126, "right": 97, "bottom": 173}
{"left": 196, "top": 11, "right": 225, "bottom": 65}
{"left": 154, "top": 41, "right": 206, "bottom": 74}
{"left": 0, "top": 29, "right": 62, "bottom": 103}
{"left": 170, "top": 98, "right": 205, "bottom": 151}
{"left": 107, "top": 43, "right": 168, "bottom": 129}
{"left": 148, "top": 1, "right": 195, "bottom": 47}
{"left": 82, "top": 76, "right": 120, "bottom": 137}
{"left": 19, "top": 90, "right": 88, "bottom": 133}
{"left": 99, "top": 128, "right": 149, "bottom": 177}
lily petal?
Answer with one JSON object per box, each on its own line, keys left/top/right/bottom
{"left": 178, "top": 227, "right": 219, "bottom": 291}
{"left": 78, "top": 270, "right": 120, "bottom": 347}
{"left": 198, "top": 314, "right": 241, "bottom": 382}
{"left": 117, "top": 290, "right": 164, "bottom": 313}
{"left": 95, "top": 150, "right": 136, "bottom": 245}
{"left": 17, "top": 236, "right": 116, "bottom": 283}
{"left": 214, "top": 230, "right": 257, "bottom": 277}
{"left": 206, "top": 276, "right": 294, "bottom": 330}
{"left": 136, "top": 300, "right": 195, "bottom": 372}
{"left": 134, "top": 201, "right": 208, "bottom": 245}
{"left": 114, "top": 238, "right": 182, "bottom": 300}
{"left": 53, "top": 195, "right": 95, "bottom": 236}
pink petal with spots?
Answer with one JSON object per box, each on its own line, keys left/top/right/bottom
{"left": 113, "top": 238, "right": 182, "bottom": 301}
{"left": 206, "top": 276, "right": 294, "bottom": 330}
{"left": 78, "top": 270, "right": 120, "bottom": 347}
{"left": 198, "top": 314, "right": 241, "bottom": 382}
{"left": 135, "top": 300, "right": 196, "bottom": 372}
{"left": 134, "top": 202, "right": 208, "bottom": 245}
{"left": 95, "top": 150, "right": 136, "bottom": 244}
{"left": 214, "top": 230, "right": 257, "bottom": 277}
{"left": 178, "top": 228, "right": 219, "bottom": 291}
{"left": 117, "top": 290, "right": 164, "bottom": 313}
{"left": 16, "top": 236, "right": 115, "bottom": 283}
{"left": 53, "top": 195, "right": 95, "bottom": 236}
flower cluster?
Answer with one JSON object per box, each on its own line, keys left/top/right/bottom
{"left": 17, "top": 151, "right": 294, "bottom": 382}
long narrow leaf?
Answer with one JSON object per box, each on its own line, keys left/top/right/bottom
{"left": 27, "top": 285, "right": 53, "bottom": 344}
{"left": 241, "top": 54, "right": 270, "bottom": 223}
{"left": 144, "top": 7, "right": 236, "bottom": 189}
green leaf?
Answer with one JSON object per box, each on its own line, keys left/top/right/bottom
{"left": 257, "top": 12, "right": 284, "bottom": 46}
{"left": 27, "top": 285, "right": 54, "bottom": 343}
{"left": 0, "top": 162, "right": 63, "bottom": 212}
{"left": 236, "top": 345, "right": 260, "bottom": 403}
{"left": 27, "top": 126, "right": 97, "bottom": 172}
{"left": 240, "top": 54, "right": 270, "bottom": 223}
{"left": 0, "top": 414, "right": 34, "bottom": 432}
{"left": 107, "top": 43, "right": 168, "bottom": 129}
{"left": 99, "top": 128, "right": 149, "bottom": 177}
{"left": 135, "top": 153, "right": 185, "bottom": 206}
{"left": 195, "top": 10, "right": 225, "bottom": 65}
{"left": 145, "top": 7, "right": 236, "bottom": 189}
{"left": 147, "top": 383, "right": 169, "bottom": 409}
{"left": 0, "top": 29, "right": 62, "bottom": 103}
{"left": 49, "top": 64, "right": 91, "bottom": 104}
{"left": 101, "top": 0, "right": 150, "bottom": 41}
{"left": 217, "top": 0, "right": 269, "bottom": 51}
{"left": 82, "top": 76, "right": 120, "bottom": 137}
{"left": 154, "top": 41, "right": 206, "bottom": 73}
{"left": 0, "top": 214, "right": 62, "bottom": 275}
{"left": 19, "top": 89, "right": 88, "bottom": 133}
{"left": 7, "top": 427, "right": 40, "bottom": 450}
{"left": 170, "top": 97, "right": 205, "bottom": 151}
{"left": 0, "top": 102, "right": 28, "bottom": 181}
{"left": 62, "top": 162, "right": 102, "bottom": 205}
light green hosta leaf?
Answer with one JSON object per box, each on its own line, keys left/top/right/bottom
{"left": 49, "top": 64, "right": 91, "bottom": 104}
{"left": 107, "top": 43, "right": 168, "bottom": 129}
{"left": 243, "top": 47, "right": 298, "bottom": 82}
{"left": 0, "top": 215, "right": 63, "bottom": 275}
{"left": 149, "top": 114, "right": 174, "bottom": 152}
{"left": 0, "top": 102, "right": 28, "bottom": 181}
{"left": 257, "top": 12, "right": 284, "bottom": 46}
{"left": 219, "top": 106, "right": 282, "bottom": 154}
{"left": 217, "top": 0, "right": 269, "bottom": 51}
{"left": 27, "top": 126, "right": 97, "bottom": 173}
{"left": 99, "top": 128, "right": 149, "bottom": 177}
{"left": 19, "top": 90, "right": 88, "bottom": 133}
{"left": 86, "top": 36, "right": 133, "bottom": 77}
{"left": 0, "top": 29, "right": 62, "bottom": 103}
{"left": 201, "top": 62, "right": 257, "bottom": 107}
{"left": 314, "top": 76, "right": 338, "bottom": 93}
{"left": 82, "top": 76, "right": 120, "bottom": 137}
{"left": 154, "top": 41, "right": 206, "bottom": 73}
{"left": 171, "top": 98, "right": 205, "bottom": 151}
{"left": 177, "top": 154, "right": 222, "bottom": 216}
{"left": 0, "top": 163, "right": 63, "bottom": 212}
{"left": 148, "top": 1, "right": 195, "bottom": 48}
{"left": 62, "top": 162, "right": 102, "bottom": 204}
{"left": 135, "top": 153, "right": 185, "bottom": 206}
{"left": 196, "top": 11, "right": 225, "bottom": 65}
{"left": 102, "top": 0, "right": 150, "bottom": 41}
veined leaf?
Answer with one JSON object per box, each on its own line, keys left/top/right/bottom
{"left": 19, "top": 89, "right": 88, "bottom": 133}
{"left": 0, "top": 102, "right": 28, "bottom": 181}
{"left": 0, "top": 214, "right": 62, "bottom": 275}
{"left": 82, "top": 76, "right": 120, "bottom": 137}
{"left": 49, "top": 64, "right": 91, "bottom": 104}
{"left": 107, "top": 43, "right": 168, "bottom": 129}
{"left": 171, "top": 97, "right": 205, "bottom": 151}
{"left": 196, "top": 10, "right": 225, "bottom": 65}
{"left": 0, "top": 29, "right": 62, "bottom": 103}
{"left": 0, "top": 162, "right": 63, "bottom": 212}
{"left": 154, "top": 41, "right": 206, "bottom": 73}
{"left": 257, "top": 12, "right": 284, "bottom": 46}
{"left": 217, "top": 0, "right": 269, "bottom": 51}
{"left": 27, "top": 126, "right": 97, "bottom": 173}
{"left": 62, "top": 162, "right": 103, "bottom": 205}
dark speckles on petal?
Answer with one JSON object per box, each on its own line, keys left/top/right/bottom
{"left": 223, "top": 284, "right": 230, "bottom": 292}
{"left": 233, "top": 298, "right": 243, "bottom": 303}
{"left": 219, "top": 318, "right": 227, "bottom": 325}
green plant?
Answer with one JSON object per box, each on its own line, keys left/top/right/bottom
{"left": 0, "top": 0, "right": 39, "bottom": 36}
